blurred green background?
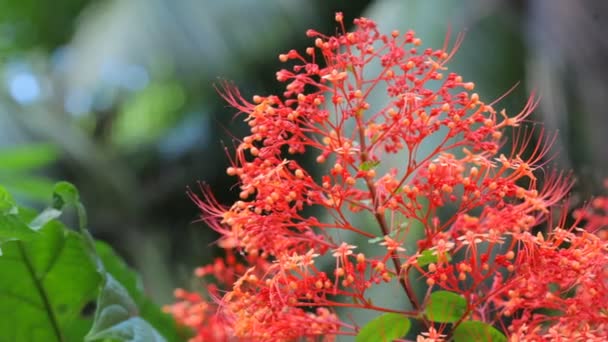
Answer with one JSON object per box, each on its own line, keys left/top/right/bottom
{"left": 1, "top": 0, "right": 606, "bottom": 307}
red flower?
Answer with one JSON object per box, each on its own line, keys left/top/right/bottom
{"left": 170, "top": 12, "right": 608, "bottom": 341}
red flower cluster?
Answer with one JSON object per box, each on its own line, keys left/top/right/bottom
{"left": 167, "top": 13, "right": 608, "bottom": 341}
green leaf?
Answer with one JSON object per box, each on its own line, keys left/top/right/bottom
{"left": 1, "top": 175, "right": 57, "bottom": 202}
{"left": 88, "top": 317, "right": 166, "bottom": 342}
{"left": 85, "top": 275, "right": 166, "bottom": 342}
{"left": 425, "top": 291, "right": 467, "bottom": 323}
{"left": 17, "top": 205, "right": 40, "bottom": 222}
{"left": 0, "top": 210, "right": 38, "bottom": 252}
{"left": 356, "top": 313, "right": 410, "bottom": 342}
{"left": 0, "top": 143, "right": 58, "bottom": 171}
{"left": 0, "top": 183, "right": 170, "bottom": 341}
{"left": 52, "top": 181, "right": 80, "bottom": 207}
{"left": 359, "top": 160, "right": 380, "bottom": 171}
{"left": 0, "top": 221, "right": 101, "bottom": 341}
{"left": 454, "top": 321, "right": 507, "bottom": 342}
{"left": 96, "top": 241, "right": 184, "bottom": 341}
{"left": 416, "top": 249, "right": 452, "bottom": 267}
{"left": 96, "top": 242, "right": 143, "bottom": 301}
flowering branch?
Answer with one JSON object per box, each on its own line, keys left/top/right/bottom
{"left": 166, "top": 12, "right": 608, "bottom": 342}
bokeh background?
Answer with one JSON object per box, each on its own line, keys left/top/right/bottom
{"left": 1, "top": 0, "right": 606, "bottom": 310}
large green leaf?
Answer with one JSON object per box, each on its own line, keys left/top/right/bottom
{"left": 425, "top": 291, "right": 467, "bottom": 323}
{"left": 453, "top": 321, "right": 507, "bottom": 342}
{"left": 0, "top": 185, "right": 43, "bottom": 252}
{"left": 0, "top": 211, "right": 38, "bottom": 250}
{"left": 49, "top": 181, "right": 169, "bottom": 341}
{"left": 356, "top": 313, "right": 411, "bottom": 342}
{"left": 0, "top": 221, "right": 101, "bottom": 341}
{"left": 85, "top": 275, "right": 166, "bottom": 342}
{"left": 96, "top": 241, "right": 185, "bottom": 341}
{"left": 0, "top": 181, "right": 172, "bottom": 341}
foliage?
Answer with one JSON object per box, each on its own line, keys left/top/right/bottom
{"left": 453, "top": 321, "right": 507, "bottom": 342}
{"left": 0, "top": 182, "right": 184, "bottom": 341}
{"left": 355, "top": 313, "right": 410, "bottom": 342}
{"left": 0, "top": 0, "right": 90, "bottom": 51}
{"left": 0, "top": 144, "right": 58, "bottom": 202}
{"left": 424, "top": 291, "right": 467, "bottom": 323}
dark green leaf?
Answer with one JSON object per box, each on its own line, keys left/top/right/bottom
{"left": 96, "top": 241, "right": 184, "bottom": 341}
{"left": 0, "top": 144, "right": 58, "bottom": 171}
{"left": 0, "top": 221, "right": 101, "bottom": 341}
{"left": 87, "top": 317, "right": 166, "bottom": 342}
{"left": 425, "top": 291, "right": 467, "bottom": 323}
{"left": 95, "top": 242, "right": 142, "bottom": 302}
{"left": 356, "top": 313, "right": 410, "bottom": 342}
{"left": 454, "top": 321, "right": 507, "bottom": 342}
{"left": 85, "top": 275, "right": 166, "bottom": 342}
{"left": 0, "top": 183, "right": 170, "bottom": 341}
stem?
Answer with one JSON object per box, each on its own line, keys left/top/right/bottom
{"left": 303, "top": 299, "right": 420, "bottom": 317}
{"left": 354, "top": 113, "right": 421, "bottom": 312}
